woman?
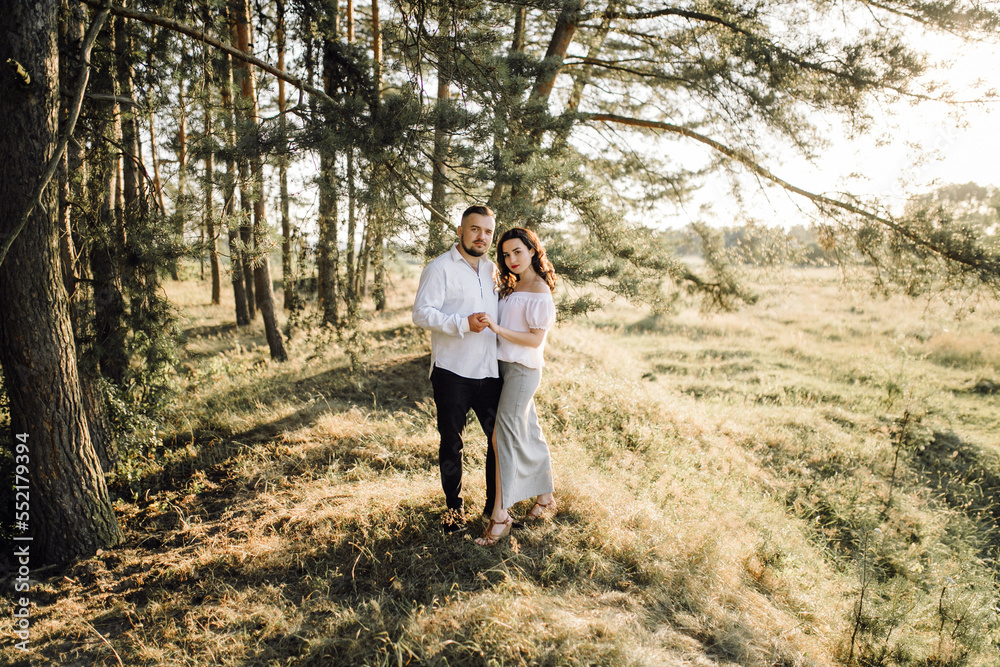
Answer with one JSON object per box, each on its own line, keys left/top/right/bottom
{"left": 475, "top": 227, "right": 558, "bottom": 547}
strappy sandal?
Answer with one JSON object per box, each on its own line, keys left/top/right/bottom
{"left": 525, "top": 498, "right": 557, "bottom": 522}
{"left": 525, "top": 499, "right": 557, "bottom": 522}
{"left": 475, "top": 515, "right": 513, "bottom": 546}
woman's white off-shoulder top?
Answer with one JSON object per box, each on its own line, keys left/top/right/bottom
{"left": 497, "top": 291, "right": 556, "bottom": 369}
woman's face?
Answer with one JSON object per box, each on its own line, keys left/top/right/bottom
{"left": 502, "top": 238, "right": 535, "bottom": 277}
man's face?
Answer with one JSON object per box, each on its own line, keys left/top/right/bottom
{"left": 458, "top": 213, "right": 496, "bottom": 258}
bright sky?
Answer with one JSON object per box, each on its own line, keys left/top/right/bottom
{"left": 695, "top": 30, "right": 1000, "bottom": 229}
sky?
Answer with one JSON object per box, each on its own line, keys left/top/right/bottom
{"left": 690, "top": 29, "right": 1000, "bottom": 229}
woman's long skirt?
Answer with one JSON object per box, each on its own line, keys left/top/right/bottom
{"left": 496, "top": 360, "right": 554, "bottom": 509}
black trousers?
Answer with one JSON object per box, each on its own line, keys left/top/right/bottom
{"left": 430, "top": 366, "right": 502, "bottom": 515}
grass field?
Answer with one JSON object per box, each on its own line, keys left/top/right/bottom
{"left": 3, "top": 263, "right": 999, "bottom": 666}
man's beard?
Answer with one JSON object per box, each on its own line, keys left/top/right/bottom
{"left": 461, "top": 239, "right": 487, "bottom": 257}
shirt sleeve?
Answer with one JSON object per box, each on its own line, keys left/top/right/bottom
{"left": 412, "top": 263, "right": 469, "bottom": 337}
{"left": 525, "top": 297, "right": 556, "bottom": 330}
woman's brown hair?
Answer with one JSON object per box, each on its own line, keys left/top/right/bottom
{"left": 495, "top": 227, "right": 557, "bottom": 299}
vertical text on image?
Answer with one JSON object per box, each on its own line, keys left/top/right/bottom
{"left": 12, "top": 432, "right": 31, "bottom": 652}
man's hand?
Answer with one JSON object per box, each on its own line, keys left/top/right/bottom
{"left": 468, "top": 312, "right": 489, "bottom": 333}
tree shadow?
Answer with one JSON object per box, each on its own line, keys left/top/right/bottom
{"left": 181, "top": 322, "right": 241, "bottom": 339}
{"left": 111, "top": 352, "right": 434, "bottom": 501}
{"left": 911, "top": 430, "right": 1000, "bottom": 560}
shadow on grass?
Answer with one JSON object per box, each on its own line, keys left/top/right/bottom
{"left": 34, "top": 498, "right": 623, "bottom": 666}
{"left": 110, "top": 352, "right": 434, "bottom": 501}
{"left": 181, "top": 322, "right": 242, "bottom": 340}
{"left": 912, "top": 430, "right": 1000, "bottom": 561}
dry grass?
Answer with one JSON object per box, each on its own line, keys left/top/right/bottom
{"left": 2, "top": 265, "right": 999, "bottom": 666}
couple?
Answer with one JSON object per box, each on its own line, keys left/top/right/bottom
{"left": 412, "top": 205, "right": 558, "bottom": 547}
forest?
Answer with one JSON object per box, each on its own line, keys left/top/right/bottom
{"left": 1, "top": 0, "right": 1000, "bottom": 664}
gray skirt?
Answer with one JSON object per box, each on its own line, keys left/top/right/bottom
{"left": 496, "top": 360, "right": 554, "bottom": 509}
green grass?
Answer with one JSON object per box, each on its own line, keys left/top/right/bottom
{"left": 3, "top": 266, "right": 999, "bottom": 666}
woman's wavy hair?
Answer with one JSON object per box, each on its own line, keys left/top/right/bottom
{"left": 495, "top": 227, "right": 557, "bottom": 298}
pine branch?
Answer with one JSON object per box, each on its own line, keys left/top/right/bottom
{"left": 76, "top": 0, "right": 335, "bottom": 107}
{"left": 581, "top": 113, "right": 1000, "bottom": 283}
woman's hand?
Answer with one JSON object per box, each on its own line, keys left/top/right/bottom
{"left": 481, "top": 313, "right": 499, "bottom": 333}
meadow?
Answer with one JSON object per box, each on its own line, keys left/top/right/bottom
{"left": 3, "top": 262, "right": 999, "bottom": 666}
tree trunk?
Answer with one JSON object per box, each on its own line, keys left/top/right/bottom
{"left": 177, "top": 83, "right": 189, "bottom": 274}
{"left": 203, "top": 77, "right": 221, "bottom": 304}
{"left": 58, "top": 0, "right": 84, "bottom": 298}
{"left": 92, "top": 16, "right": 128, "bottom": 387}
{"left": 232, "top": 0, "right": 287, "bottom": 360}
{"left": 511, "top": 6, "right": 527, "bottom": 53}
{"left": 60, "top": 0, "right": 116, "bottom": 472}
{"left": 221, "top": 49, "right": 251, "bottom": 326}
{"left": 344, "top": 0, "right": 360, "bottom": 309}
{"left": 319, "top": 29, "right": 340, "bottom": 326}
{"left": 0, "top": 0, "right": 124, "bottom": 565}
{"left": 372, "top": 211, "right": 386, "bottom": 311}
{"left": 346, "top": 149, "right": 360, "bottom": 304}
{"left": 238, "top": 171, "right": 256, "bottom": 318}
{"left": 117, "top": 14, "right": 142, "bottom": 216}
{"left": 428, "top": 3, "right": 452, "bottom": 258}
{"left": 277, "top": 0, "right": 293, "bottom": 311}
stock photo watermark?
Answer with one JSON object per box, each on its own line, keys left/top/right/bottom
{"left": 11, "top": 432, "right": 31, "bottom": 652}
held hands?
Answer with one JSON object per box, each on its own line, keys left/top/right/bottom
{"left": 468, "top": 312, "right": 489, "bottom": 333}
{"left": 468, "top": 312, "right": 498, "bottom": 333}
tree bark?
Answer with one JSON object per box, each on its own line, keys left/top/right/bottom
{"left": 346, "top": 149, "right": 359, "bottom": 304}
{"left": 148, "top": 108, "right": 168, "bottom": 217}
{"left": 176, "top": 83, "right": 189, "bottom": 275}
{"left": 0, "top": 0, "right": 124, "bottom": 564}
{"left": 232, "top": 0, "right": 287, "bottom": 360}
{"left": 428, "top": 4, "right": 452, "bottom": 258}
{"left": 277, "top": 0, "right": 293, "bottom": 311}
{"left": 528, "top": 2, "right": 580, "bottom": 107}
{"left": 221, "top": 48, "right": 251, "bottom": 326}
{"left": 92, "top": 16, "right": 128, "bottom": 387}
{"left": 319, "top": 29, "right": 341, "bottom": 326}
{"left": 58, "top": 0, "right": 85, "bottom": 298}
{"left": 203, "top": 74, "right": 221, "bottom": 304}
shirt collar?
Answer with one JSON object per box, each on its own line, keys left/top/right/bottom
{"left": 450, "top": 243, "right": 492, "bottom": 272}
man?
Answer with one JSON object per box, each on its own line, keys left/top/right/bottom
{"left": 412, "top": 205, "right": 502, "bottom": 532}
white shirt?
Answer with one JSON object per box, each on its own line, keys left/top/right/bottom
{"left": 412, "top": 244, "right": 499, "bottom": 378}
{"left": 497, "top": 291, "right": 556, "bottom": 369}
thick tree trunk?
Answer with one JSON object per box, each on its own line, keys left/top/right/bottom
{"left": 0, "top": 0, "right": 124, "bottom": 565}
{"left": 232, "top": 0, "right": 287, "bottom": 360}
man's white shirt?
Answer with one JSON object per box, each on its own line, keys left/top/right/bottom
{"left": 412, "top": 244, "right": 499, "bottom": 379}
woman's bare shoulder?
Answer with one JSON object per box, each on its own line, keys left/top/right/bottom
{"left": 522, "top": 278, "right": 551, "bottom": 294}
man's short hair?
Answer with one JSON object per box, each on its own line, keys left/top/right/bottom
{"left": 461, "top": 205, "right": 495, "bottom": 222}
